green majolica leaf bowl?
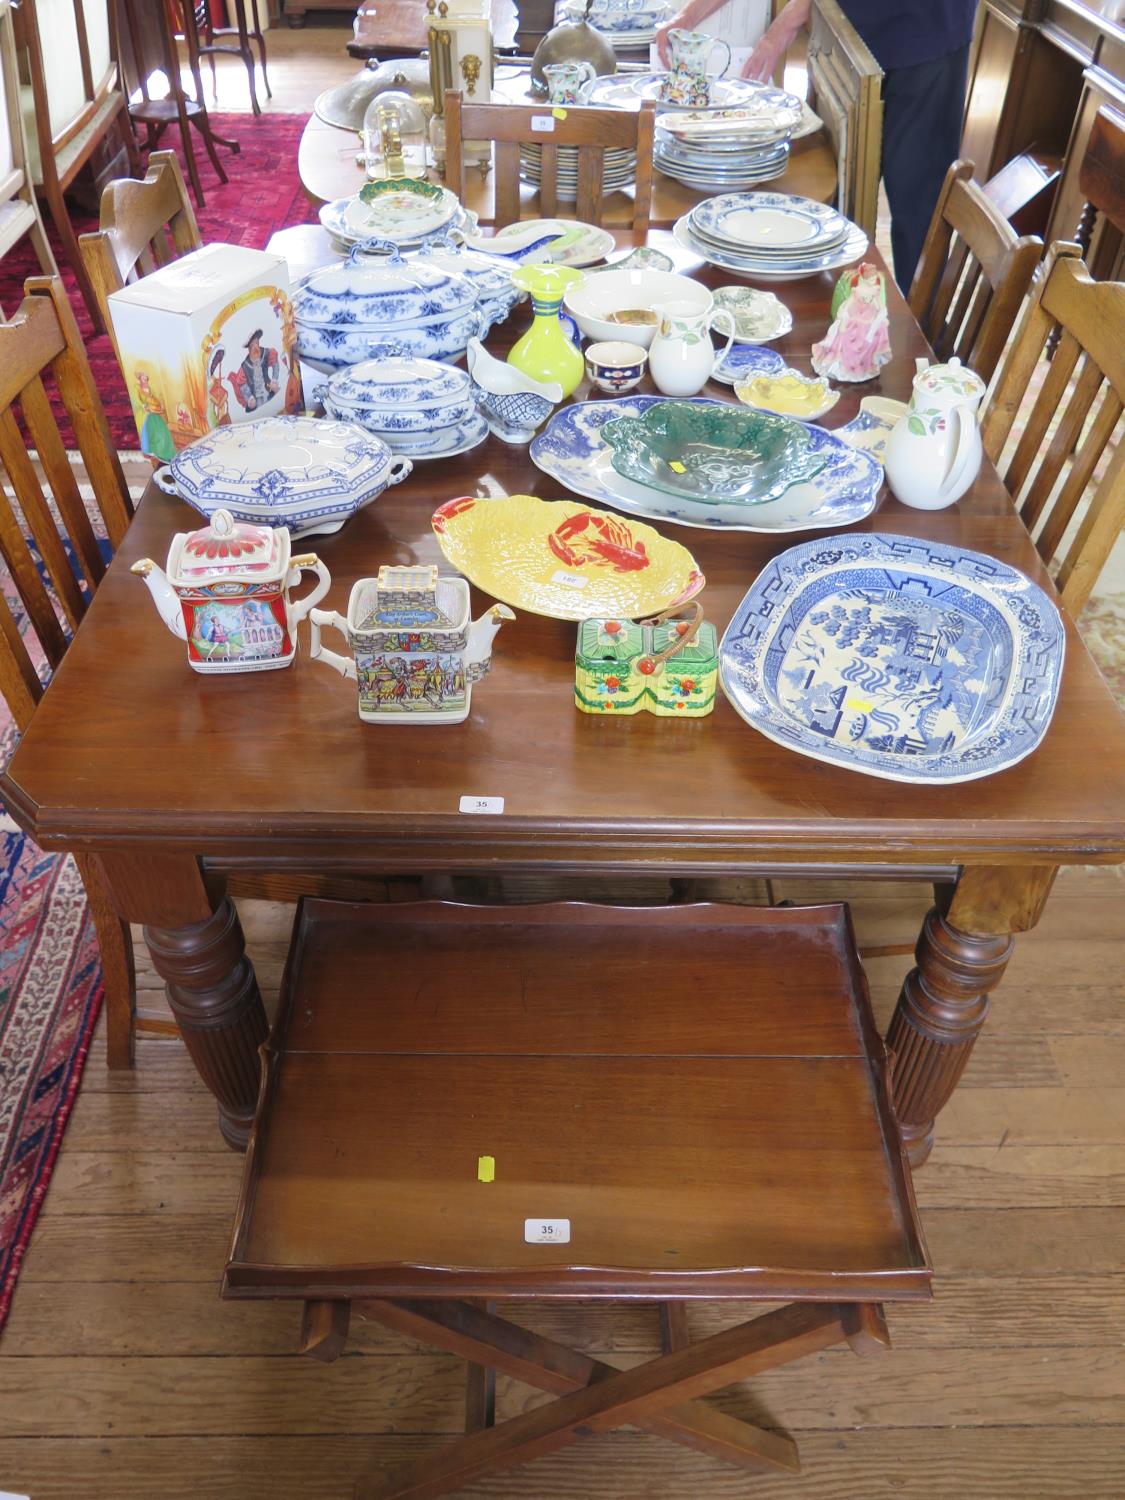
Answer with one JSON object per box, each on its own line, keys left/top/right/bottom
{"left": 600, "top": 401, "right": 827, "bottom": 506}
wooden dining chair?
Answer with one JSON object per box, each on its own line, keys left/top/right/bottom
{"left": 0, "top": 276, "right": 139, "bottom": 1064}
{"left": 192, "top": 0, "right": 271, "bottom": 117}
{"left": 1, "top": 273, "right": 418, "bottom": 1069}
{"left": 443, "top": 91, "right": 656, "bottom": 236}
{"left": 1073, "top": 106, "right": 1125, "bottom": 280}
{"left": 909, "top": 160, "right": 1043, "bottom": 383}
{"left": 983, "top": 241, "right": 1125, "bottom": 617}
{"left": 11, "top": 0, "right": 139, "bottom": 332}
{"left": 0, "top": 0, "right": 57, "bottom": 279}
{"left": 78, "top": 149, "right": 201, "bottom": 366}
{"left": 114, "top": 0, "right": 239, "bottom": 208}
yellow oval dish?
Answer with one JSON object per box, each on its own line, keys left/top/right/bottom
{"left": 735, "top": 372, "right": 840, "bottom": 421}
{"left": 431, "top": 494, "right": 705, "bottom": 621}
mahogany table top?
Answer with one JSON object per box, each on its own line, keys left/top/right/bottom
{"left": 4, "top": 239, "right": 1125, "bottom": 872}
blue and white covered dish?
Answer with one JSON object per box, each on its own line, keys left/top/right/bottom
{"left": 153, "top": 415, "right": 412, "bottom": 539}
{"left": 293, "top": 242, "right": 498, "bottom": 369}
{"left": 719, "top": 532, "right": 1065, "bottom": 783}
{"left": 319, "top": 354, "right": 476, "bottom": 448}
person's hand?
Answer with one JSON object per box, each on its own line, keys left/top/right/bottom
{"left": 740, "top": 29, "right": 789, "bottom": 81}
{"left": 655, "top": 13, "right": 682, "bottom": 68}
{"left": 740, "top": 0, "right": 810, "bottom": 83}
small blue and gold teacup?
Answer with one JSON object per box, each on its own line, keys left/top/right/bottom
{"left": 585, "top": 340, "right": 649, "bottom": 394}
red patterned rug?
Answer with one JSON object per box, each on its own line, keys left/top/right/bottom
{"left": 0, "top": 568, "right": 104, "bottom": 1336}
{"left": 0, "top": 112, "right": 317, "bottom": 452}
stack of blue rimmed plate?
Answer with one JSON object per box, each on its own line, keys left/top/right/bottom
{"left": 673, "top": 191, "right": 868, "bottom": 281}
{"left": 562, "top": 0, "right": 671, "bottom": 49}
{"left": 519, "top": 142, "right": 636, "bottom": 199}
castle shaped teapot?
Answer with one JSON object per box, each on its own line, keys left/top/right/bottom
{"left": 131, "top": 509, "right": 330, "bottom": 674}
{"left": 884, "top": 356, "right": 986, "bottom": 511}
{"left": 309, "top": 564, "right": 514, "bottom": 724}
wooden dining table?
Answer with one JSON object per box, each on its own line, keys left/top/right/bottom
{"left": 3, "top": 230, "right": 1125, "bottom": 1167}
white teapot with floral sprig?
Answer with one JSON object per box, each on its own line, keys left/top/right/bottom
{"left": 884, "top": 356, "right": 986, "bottom": 510}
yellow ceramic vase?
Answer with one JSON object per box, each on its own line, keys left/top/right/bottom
{"left": 508, "top": 264, "right": 586, "bottom": 397}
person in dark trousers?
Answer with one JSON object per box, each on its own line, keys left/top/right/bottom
{"left": 741, "top": 0, "right": 978, "bottom": 292}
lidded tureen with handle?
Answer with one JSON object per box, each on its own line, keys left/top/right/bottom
{"left": 131, "top": 508, "right": 330, "bottom": 675}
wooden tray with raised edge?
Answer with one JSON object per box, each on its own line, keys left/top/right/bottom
{"left": 224, "top": 899, "right": 930, "bottom": 1303}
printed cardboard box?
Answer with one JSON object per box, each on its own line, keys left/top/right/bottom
{"left": 107, "top": 243, "right": 301, "bottom": 460}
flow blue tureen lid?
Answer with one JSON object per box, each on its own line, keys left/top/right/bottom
{"left": 293, "top": 241, "right": 478, "bottom": 330}
{"left": 324, "top": 353, "right": 471, "bottom": 413}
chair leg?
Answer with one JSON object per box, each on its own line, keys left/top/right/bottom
{"left": 116, "top": 107, "right": 143, "bottom": 178}
{"left": 26, "top": 211, "right": 58, "bottom": 277}
{"left": 40, "top": 176, "right": 106, "bottom": 334}
{"left": 75, "top": 854, "right": 136, "bottom": 1070}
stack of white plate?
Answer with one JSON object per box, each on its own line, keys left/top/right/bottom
{"left": 655, "top": 132, "right": 791, "bottom": 190}
{"left": 520, "top": 143, "right": 636, "bottom": 200}
{"left": 651, "top": 90, "right": 802, "bottom": 190}
{"left": 673, "top": 191, "right": 868, "bottom": 282}
{"left": 561, "top": 0, "right": 670, "bottom": 48}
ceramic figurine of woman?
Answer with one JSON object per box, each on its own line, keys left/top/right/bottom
{"left": 811, "top": 263, "right": 892, "bottom": 383}
{"left": 135, "top": 370, "right": 174, "bottom": 461}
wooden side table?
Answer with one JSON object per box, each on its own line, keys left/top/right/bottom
{"left": 225, "top": 898, "right": 931, "bottom": 1497}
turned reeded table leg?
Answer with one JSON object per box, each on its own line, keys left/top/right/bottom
{"left": 145, "top": 896, "right": 267, "bottom": 1149}
{"left": 99, "top": 852, "right": 269, "bottom": 1149}
{"left": 887, "top": 865, "right": 1057, "bottom": 1167}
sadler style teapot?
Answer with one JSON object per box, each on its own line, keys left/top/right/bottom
{"left": 884, "top": 356, "right": 986, "bottom": 511}
{"left": 131, "top": 509, "right": 330, "bottom": 674}
{"left": 309, "top": 564, "right": 514, "bottom": 724}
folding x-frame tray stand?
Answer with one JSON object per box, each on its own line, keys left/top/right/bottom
{"left": 224, "top": 899, "right": 932, "bottom": 1499}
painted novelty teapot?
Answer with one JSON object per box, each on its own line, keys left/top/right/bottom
{"left": 309, "top": 564, "right": 514, "bottom": 724}
{"left": 883, "top": 356, "right": 986, "bottom": 511}
{"left": 131, "top": 509, "right": 330, "bottom": 674}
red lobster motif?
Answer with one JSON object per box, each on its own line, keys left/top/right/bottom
{"left": 548, "top": 512, "right": 650, "bottom": 574}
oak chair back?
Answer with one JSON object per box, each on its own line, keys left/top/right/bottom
{"left": 910, "top": 160, "right": 1042, "bottom": 383}
{"left": 79, "top": 149, "right": 201, "bottom": 366}
{"left": 0, "top": 276, "right": 132, "bottom": 731}
{"left": 1074, "top": 105, "right": 1125, "bottom": 279}
{"left": 983, "top": 242, "right": 1125, "bottom": 617}
{"left": 443, "top": 91, "right": 655, "bottom": 236}
{"left": 807, "top": 0, "right": 883, "bottom": 239}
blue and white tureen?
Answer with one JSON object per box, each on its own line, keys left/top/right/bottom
{"left": 154, "top": 415, "right": 412, "bottom": 538}
{"left": 319, "top": 353, "right": 487, "bottom": 459}
{"left": 293, "top": 241, "right": 500, "bottom": 370}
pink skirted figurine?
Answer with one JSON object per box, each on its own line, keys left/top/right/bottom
{"left": 811, "top": 263, "right": 892, "bottom": 383}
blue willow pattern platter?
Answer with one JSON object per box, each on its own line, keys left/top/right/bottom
{"left": 719, "top": 532, "right": 1065, "bottom": 784}
{"left": 529, "top": 395, "right": 883, "bottom": 533}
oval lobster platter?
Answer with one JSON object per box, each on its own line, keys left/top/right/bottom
{"left": 431, "top": 493, "right": 705, "bottom": 621}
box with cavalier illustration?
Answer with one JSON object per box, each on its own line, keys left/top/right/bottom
{"left": 107, "top": 243, "right": 301, "bottom": 461}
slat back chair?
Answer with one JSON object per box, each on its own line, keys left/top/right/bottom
{"left": 909, "top": 159, "right": 1042, "bottom": 383}
{"left": 1074, "top": 106, "right": 1125, "bottom": 279}
{"left": 11, "top": 0, "right": 138, "bottom": 330}
{"left": 807, "top": 0, "right": 883, "bottom": 239}
{"left": 0, "top": 0, "right": 56, "bottom": 277}
{"left": 78, "top": 149, "right": 201, "bottom": 369}
{"left": 443, "top": 91, "right": 656, "bottom": 236}
{"left": 982, "top": 242, "right": 1125, "bottom": 617}
{"left": 0, "top": 275, "right": 137, "bottom": 1062}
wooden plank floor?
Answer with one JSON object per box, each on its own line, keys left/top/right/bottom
{"left": 1, "top": 864, "right": 1123, "bottom": 1497}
